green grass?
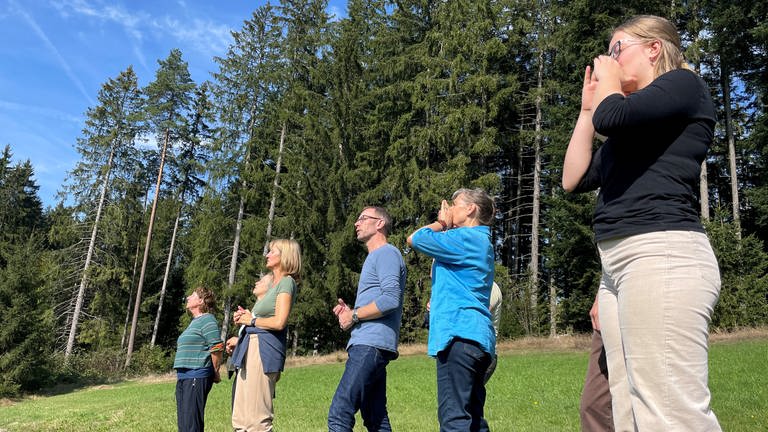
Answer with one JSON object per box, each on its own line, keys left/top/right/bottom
{"left": 1, "top": 339, "right": 766, "bottom": 431}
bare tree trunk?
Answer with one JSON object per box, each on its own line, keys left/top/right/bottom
{"left": 125, "top": 129, "right": 169, "bottom": 368}
{"left": 65, "top": 147, "right": 115, "bottom": 358}
{"left": 700, "top": 160, "right": 710, "bottom": 221}
{"left": 721, "top": 63, "right": 741, "bottom": 238}
{"left": 513, "top": 124, "right": 529, "bottom": 334}
{"left": 263, "top": 121, "right": 287, "bottom": 255}
{"left": 529, "top": 48, "right": 544, "bottom": 335}
{"left": 691, "top": 59, "right": 710, "bottom": 221}
{"left": 122, "top": 189, "right": 150, "bottom": 349}
{"left": 151, "top": 194, "right": 184, "bottom": 346}
{"left": 549, "top": 274, "right": 557, "bottom": 338}
{"left": 220, "top": 107, "right": 261, "bottom": 341}
{"left": 222, "top": 194, "right": 245, "bottom": 341}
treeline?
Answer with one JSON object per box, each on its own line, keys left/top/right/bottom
{"left": 2, "top": 0, "right": 767, "bottom": 397}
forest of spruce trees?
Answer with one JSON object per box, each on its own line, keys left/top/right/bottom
{"left": 2, "top": 0, "right": 767, "bottom": 397}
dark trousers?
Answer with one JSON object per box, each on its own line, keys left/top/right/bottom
{"left": 328, "top": 344, "right": 396, "bottom": 432}
{"left": 483, "top": 354, "right": 498, "bottom": 384}
{"left": 176, "top": 376, "right": 214, "bottom": 432}
{"left": 436, "top": 338, "right": 492, "bottom": 432}
{"left": 580, "top": 331, "right": 614, "bottom": 432}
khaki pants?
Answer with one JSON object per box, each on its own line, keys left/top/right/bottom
{"left": 232, "top": 334, "right": 280, "bottom": 432}
{"left": 598, "top": 230, "right": 721, "bottom": 432}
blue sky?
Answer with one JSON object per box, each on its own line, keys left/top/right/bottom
{"left": 1, "top": 0, "right": 345, "bottom": 207}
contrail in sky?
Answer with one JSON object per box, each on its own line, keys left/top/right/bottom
{"left": 10, "top": 0, "right": 97, "bottom": 107}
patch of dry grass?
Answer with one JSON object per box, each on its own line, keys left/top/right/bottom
{"left": 132, "top": 372, "right": 176, "bottom": 384}
{"left": 710, "top": 326, "right": 768, "bottom": 342}
{"left": 288, "top": 326, "right": 768, "bottom": 367}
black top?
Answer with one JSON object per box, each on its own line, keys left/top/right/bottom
{"left": 574, "top": 69, "right": 716, "bottom": 242}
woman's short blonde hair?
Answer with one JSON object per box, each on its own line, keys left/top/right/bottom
{"left": 269, "top": 239, "right": 302, "bottom": 283}
{"left": 615, "top": 15, "right": 690, "bottom": 78}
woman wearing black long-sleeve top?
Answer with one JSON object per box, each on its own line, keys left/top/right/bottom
{"left": 563, "top": 15, "right": 721, "bottom": 432}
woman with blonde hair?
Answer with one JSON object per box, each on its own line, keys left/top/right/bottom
{"left": 563, "top": 15, "right": 721, "bottom": 431}
{"left": 226, "top": 239, "right": 301, "bottom": 431}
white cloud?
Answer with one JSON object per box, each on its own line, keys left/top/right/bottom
{"left": 131, "top": 43, "right": 150, "bottom": 75}
{"left": 11, "top": 0, "right": 97, "bottom": 106}
{"left": 52, "top": 0, "right": 234, "bottom": 58}
{"left": 52, "top": 0, "right": 146, "bottom": 40}
{"left": 161, "top": 16, "right": 233, "bottom": 56}
{"left": 0, "top": 99, "right": 83, "bottom": 125}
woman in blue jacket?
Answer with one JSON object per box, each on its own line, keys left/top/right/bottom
{"left": 407, "top": 188, "right": 496, "bottom": 432}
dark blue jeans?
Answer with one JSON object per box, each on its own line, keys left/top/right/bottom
{"left": 328, "top": 344, "right": 397, "bottom": 432}
{"left": 437, "top": 338, "right": 492, "bottom": 432}
{"left": 175, "top": 376, "right": 214, "bottom": 432}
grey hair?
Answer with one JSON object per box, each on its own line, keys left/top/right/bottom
{"left": 364, "top": 206, "right": 393, "bottom": 235}
{"left": 452, "top": 188, "right": 495, "bottom": 226}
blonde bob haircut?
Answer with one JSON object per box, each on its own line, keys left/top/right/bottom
{"left": 269, "top": 238, "right": 302, "bottom": 283}
{"left": 614, "top": 15, "right": 691, "bottom": 79}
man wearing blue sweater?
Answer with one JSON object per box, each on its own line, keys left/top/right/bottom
{"left": 328, "top": 206, "right": 407, "bottom": 432}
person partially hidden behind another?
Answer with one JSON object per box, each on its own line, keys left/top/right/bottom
{"left": 563, "top": 14, "right": 721, "bottom": 431}
{"left": 174, "top": 287, "right": 223, "bottom": 432}
{"left": 579, "top": 295, "right": 613, "bottom": 432}
{"left": 226, "top": 273, "right": 274, "bottom": 380}
{"left": 423, "top": 281, "right": 501, "bottom": 385}
{"left": 425, "top": 281, "right": 501, "bottom": 385}
{"left": 483, "top": 282, "right": 502, "bottom": 384}
{"left": 408, "top": 188, "right": 496, "bottom": 432}
{"left": 226, "top": 239, "right": 302, "bottom": 432}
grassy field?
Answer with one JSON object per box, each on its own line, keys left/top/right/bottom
{"left": 1, "top": 333, "right": 766, "bottom": 431}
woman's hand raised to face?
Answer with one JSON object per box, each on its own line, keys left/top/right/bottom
{"left": 580, "top": 65, "right": 598, "bottom": 112}
{"left": 591, "top": 55, "right": 621, "bottom": 83}
{"left": 438, "top": 200, "right": 453, "bottom": 229}
{"left": 590, "top": 55, "right": 625, "bottom": 112}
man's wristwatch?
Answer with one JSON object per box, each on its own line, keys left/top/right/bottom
{"left": 351, "top": 308, "right": 360, "bottom": 324}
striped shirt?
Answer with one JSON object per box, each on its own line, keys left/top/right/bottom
{"left": 173, "top": 313, "right": 223, "bottom": 370}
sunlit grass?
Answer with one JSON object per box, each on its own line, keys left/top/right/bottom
{"left": 1, "top": 336, "right": 766, "bottom": 431}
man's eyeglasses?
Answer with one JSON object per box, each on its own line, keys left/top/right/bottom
{"left": 607, "top": 39, "right": 640, "bottom": 60}
{"left": 356, "top": 215, "right": 381, "bottom": 222}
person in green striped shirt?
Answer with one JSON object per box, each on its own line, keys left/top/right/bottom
{"left": 173, "top": 286, "right": 224, "bottom": 432}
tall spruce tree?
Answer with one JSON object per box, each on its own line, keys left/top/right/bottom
{"left": 0, "top": 149, "right": 52, "bottom": 396}
{"left": 60, "top": 67, "right": 144, "bottom": 357}
{"left": 742, "top": 2, "right": 768, "bottom": 245}
{"left": 271, "top": 0, "right": 334, "bottom": 353}
{"left": 207, "top": 3, "right": 286, "bottom": 340}
{"left": 150, "top": 82, "right": 214, "bottom": 346}
{"left": 319, "top": 0, "right": 390, "bottom": 349}
{"left": 126, "top": 49, "right": 195, "bottom": 367}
